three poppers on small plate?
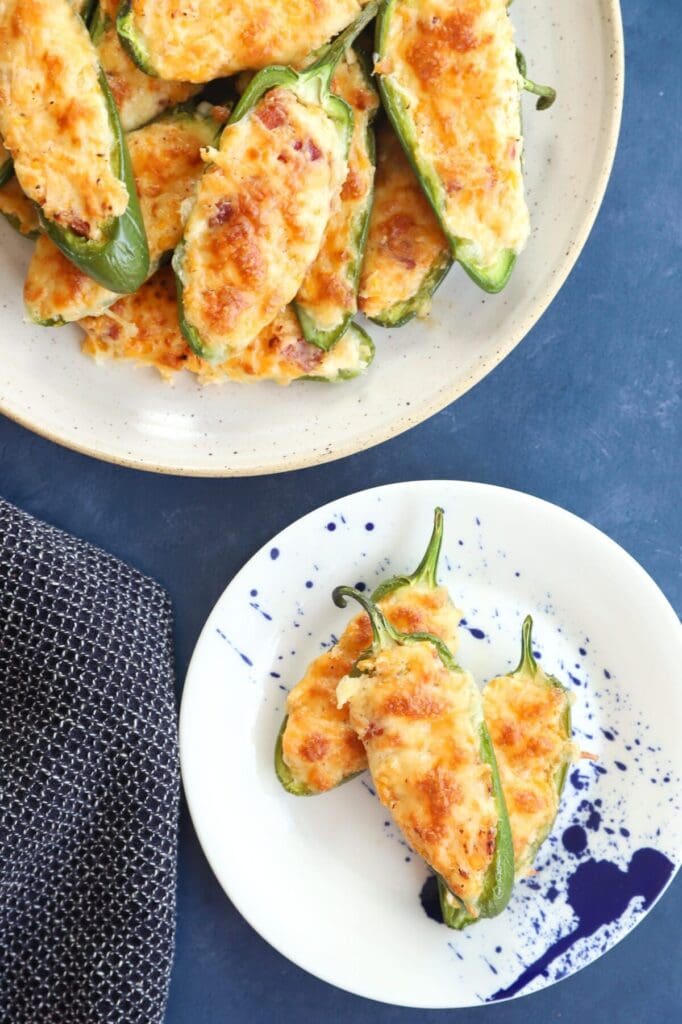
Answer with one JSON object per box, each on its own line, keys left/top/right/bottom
{"left": 0, "top": 1, "right": 554, "bottom": 384}
{"left": 276, "top": 509, "right": 576, "bottom": 928}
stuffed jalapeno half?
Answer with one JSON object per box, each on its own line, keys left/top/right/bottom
{"left": 276, "top": 508, "right": 462, "bottom": 795}
{"left": 116, "top": 0, "right": 375, "bottom": 84}
{"left": 90, "top": 3, "right": 198, "bottom": 133}
{"left": 0, "top": 177, "right": 40, "bottom": 238}
{"left": 294, "top": 48, "right": 379, "bottom": 350}
{"left": 174, "top": 2, "right": 379, "bottom": 361}
{"left": 80, "top": 266, "right": 374, "bottom": 384}
{"left": 334, "top": 587, "right": 514, "bottom": 924}
{"left": 482, "top": 616, "right": 573, "bottom": 877}
{"left": 25, "top": 105, "right": 222, "bottom": 325}
{"left": 0, "top": 0, "right": 148, "bottom": 293}
{"left": 359, "top": 119, "right": 451, "bottom": 326}
{"left": 375, "top": 0, "right": 530, "bottom": 293}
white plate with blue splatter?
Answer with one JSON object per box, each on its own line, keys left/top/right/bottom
{"left": 180, "top": 480, "right": 681, "bottom": 1007}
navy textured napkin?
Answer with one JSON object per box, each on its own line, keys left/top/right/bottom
{"left": 0, "top": 499, "right": 178, "bottom": 1024}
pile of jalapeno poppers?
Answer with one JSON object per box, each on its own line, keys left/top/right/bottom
{"left": 276, "top": 509, "right": 578, "bottom": 928}
{"left": 0, "top": 1, "right": 555, "bottom": 385}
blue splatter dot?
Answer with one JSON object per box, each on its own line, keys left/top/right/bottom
{"left": 250, "top": 588, "right": 258, "bottom": 597}
{"left": 458, "top": 539, "right": 464, "bottom": 547}
{"left": 405, "top": 856, "right": 411, "bottom": 863}
{"left": 546, "top": 885, "right": 560, "bottom": 903}
{"left": 514, "top": 571, "right": 520, "bottom": 577}
{"left": 270, "top": 548, "right": 279, "bottom": 560}
{"left": 620, "top": 828, "right": 630, "bottom": 838}
{"left": 305, "top": 580, "right": 313, "bottom": 589}
{"left": 615, "top": 761, "right": 627, "bottom": 771}
{"left": 355, "top": 581, "right": 367, "bottom": 592}
{"left": 326, "top": 522, "right": 336, "bottom": 532}
{"left": 604, "top": 668, "right": 612, "bottom": 679}
{"left": 384, "top": 821, "right": 390, "bottom": 827}
{"left": 475, "top": 517, "right": 481, "bottom": 526}
{"left": 533, "top": 650, "right": 542, "bottom": 660}
{"left": 270, "top": 672, "right": 281, "bottom": 679}
{"left": 562, "top": 825, "right": 588, "bottom": 855}
{"left": 601, "top": 728, "right": 615, "bottom": 741}
{"left": 579, "top": 647, "right": 587, "bottom": 656}
{"left": 365, "top": 522, "right": 375, "bottom": 531}
{"left": 495, "top": 946, "right": 502, "bottom": 954}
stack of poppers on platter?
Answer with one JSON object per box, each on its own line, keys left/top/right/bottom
{"left": 277, "top": 509, "right": 577, "bottom": 927}
{"left": 0, "top": 1, "right": 555, "bottom": 385}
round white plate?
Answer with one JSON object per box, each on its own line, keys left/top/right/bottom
{"left": 0, "top": 2, "right": 623, "bottom": 476}
{"left": 181, "top": 480, "right": 681, "bottom": 1008}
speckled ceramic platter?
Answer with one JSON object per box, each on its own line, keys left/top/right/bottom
{"left": 0, "top": 2, "right": 623, "bottom": 475}
{"left": 180, "top": 481, "right": 681, "bottom": 1007}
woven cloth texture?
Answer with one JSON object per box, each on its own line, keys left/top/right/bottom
{"left": 0, "top": 499, "right": 178, "bottom": 1024}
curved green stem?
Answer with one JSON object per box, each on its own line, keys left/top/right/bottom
{"left": 512, "top": 614, "right": 538, "bottom": 676}
{"left": 372, "top": 506, "right": 444, "bottom": 601}
{"left": 516, "top": 50, "right": 556, "bottom": 110}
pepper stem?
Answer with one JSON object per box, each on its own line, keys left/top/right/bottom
{"left": 512, "top": 615, "right": 539, "bottom": 676}
{"left": 333, "top": 585, "right": 459, "bottom": 671}
{"left": 516, "top": 49, "right": 556, "bottom": 110}
{"left": 305, "top": 0, "right": 380, "bottom": 82}
{"left": 408, "top": 506, "right": 445, "bottom": 589}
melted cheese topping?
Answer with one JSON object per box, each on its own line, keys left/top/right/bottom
{"left": 0, "top": 176, "right": 40, "bottom": 236}
{"left": 0, "top": 0, "right": 128, "bottom": 240}
{"left": 96, "top": 14, "right": 197, "bottom": 132}
{"left": 282, "top": 584, "right": 461, "bottom": 793}
{"left": 483, "top": 669, "right": 573, "bottom": 875}
{"left": 25, "top": 116, "right": 214, "bottom": 323}
{"left": 295, "top": 51, "right": 378, "bottom": 332}
{"left": 378, "top": 0, "right": 529, "bottom": 264}
{"left": 180, "top": 88, "right": 346, "bottom": 356}
{"left": 80, "top": 266, "right": 367, "bottom": 384}
{"left": 125, "top": 1, "right": 370, "bottom": 83}
{"left": 338, "top": 642, "right": 496, "bottom": 910}
{"left": 359, "top": 121, "right": 449, "bottom": 318}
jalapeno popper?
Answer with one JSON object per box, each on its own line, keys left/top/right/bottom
{"left": 117, "top": 0, "right": 375, "bottom": 84}
{"left": 482, "top": 616, "right": 573, "bottom": 877}
{"left": 91, "top": 3, "right": 198, "bottom": 132}
{"left": 174, "top": 4, "right": 378, "bottom": 361}
{"left": 25, "top": 106, "right": 221, "bottom": 325}
{"left": 276, "top": 508, "right": 462, "bottom": 795}
{"left": 375, "top": 0, "right": 531, "bottom": 293}
{"left": 0, "top": 0, "right": 148, "bottom": 293}
{"left": 0, "top": 177, "right": 40, "bottom": 238}
{"left": 359, "top": 120, "right": 451, "bottom": 326}
{"left": 294, "top": 48, "right": 379, "bottom": 350}
{"left": 334, "top": 587, "right": 514, "bottom": 923}
{"left": 80, "top": 266, "right": 374, "bottom": 383}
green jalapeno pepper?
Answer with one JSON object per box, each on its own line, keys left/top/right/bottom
{"left": 333, "top": 585, "right": 514, "bottom": 927}
{"left": 174, "top": 1, "right": 380, "bottom": 361}
{"left": 275, "top": 507, "right": 460, "bottom": 796}
{"left": 0, "top": 177, "right": 41, "bottom": 239}
{"left": 293, "top": 47, "right": 380, "bottom": 350}
{"left": 0, "top": 147, "right": 12, "bottom": 189}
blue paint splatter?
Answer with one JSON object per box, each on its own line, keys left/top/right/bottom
{"left": 305, "top": 580, "right": 313, "bottom": 589}
{"left": 355, "top": 581, "right": 367, "bottom": 592}
{"left": 562, "top": 825, "right": 588, "bottom": 855}
{"left": 215, "top": 628, "right": 253, "bottom": 667}
{"left": 326, "top": 522, "right": 336, "bottom": 532}
{"left": 604, "top": 669, "right": 611, "bottom": 679}
{"left": 250, "top": 601, "right": 273, "bottom": 622}
{"left": 488, "top": 849, "right": 674, "bottom": 1000}
{"left": 615, "top": 761, "right": 628, "bottom": 771}
{"left": 459, "top": 618, "right": 486, "bottom": 640}
{"left": 270, "top": 672, "right": 281, "bottom": 679}
{"left": 250, "top": 588, "right": 258, "bottom": 597}
{"left": 365, "top": 522, "right": 375, "bottom": 531}
{"left": 270, "top": 547, "right": 279, "bottom": 560}
{"left": 579, "top": 647, "right": 587, "bottom": 656}
{"left": 601, "top": 728, "right": 615, "bottom": 741}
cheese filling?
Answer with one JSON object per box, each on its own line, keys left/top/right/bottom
{"left": 124, "top": 0, "right": 371, "bottom": 83}
{"left": 0, "top": 0, "right": 128, "bottom": 241}
{"left": 180, "top": 88, "right": 347, "bottom": 356}
{"left": 0, "top": 176, "right": 39, "bottom": 236}
{"left": 379, "top": 0, "right": 529, "bottom": 265}
{"left": 337, "top": 642, "right": 497, "bottom": 912}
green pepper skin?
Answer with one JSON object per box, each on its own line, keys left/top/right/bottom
{"left": 0, "top": 157, "right": 12, "bottom": 189}
{"left": 116, "top": 1, "right": 158, "bottom": 77}
{"left": 294, "top": 48, "right": 379, "bottom": 351}
{"left": 175, "top": 2, "right": 379, "bottom": 360}
{"left": 333, "top": 585, "right": 515, "bottom": 926}
{"left": 274, "top": 506, "right": 446, "bottom": 795}
{"left": 375, "top": 0, "right": 528, "bottom": 294}
{"left": 300, "top": 323, "right": 375, "bottom": 381}
{"left": 40, "top": 70, "right": 149, "bottom": 294}
{"left": 369, "top": 250, "right": 453, "bottom": 328}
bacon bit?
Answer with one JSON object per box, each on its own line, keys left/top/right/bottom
{"left": 281, "top": 337, "right": 324, "bottom": 373}
{"left": 341, "top": 168, "right": 364, "bottom": 201}
{"left": 580, "top": 750, "right": 599, "bottom": 760}
{"left": 209, "top": 199, "right": 234, "bottom": 227}
{"left": 305, "top": 139, "right": 322, "bottom": 161}
{"left": 106, "top": 321, "right": 121, "bottom": 341}
{"left": 65, "top": 215, "right": 90, "bottom": 238}
{"left": 384, "top": 213, "right": 417, "bottom": 269}
{"left": 210, "top": 105, "right": 232, "bottom": 124}
{"left": 363, "top": 721, "right": 384, "bottom": 741}
{"left": 446, "top": 181, "right": 463, "bottom": 194}
{"left": 257, "top": 97, "right": 288, "bottom": 130}
{"left": 374, "top": 56, "right": 393, "bottom": 75}
{"left": 277, "top": 153, "right": 289, "bottom": 163}
{"left": 299, "top": 733, "right": 330, "bottom": 762}
{"left": 293, "top": 140, "right": 303, "bottom": 151}
{"left": 485, "top": 829, "right": 496, "bottom": 857}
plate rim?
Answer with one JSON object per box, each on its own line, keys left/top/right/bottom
{"left": 179, "top": 478, "right": 681, "bottom": 1008}
{"left": 0, "top": 1, "right": 625, "bottom": 476}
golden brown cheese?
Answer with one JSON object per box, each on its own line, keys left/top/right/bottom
{"left": 95, "top": 8, "right": 198, "bottom": 132}
{"left": 80, "top": 266, "right": 367, "bottom": 384}
{"left": 378, "top": 0, "right": 529, "bottom": 264}
{"left": 359, "top": 121, "right": 449, "bottom": 318}
{"left": 0, "top": 0, "right": 128, "bottom": 241}
{"left": 25, "top": 115, "right": 214, "bottom": 323}
{"left": 282, "top": 584, "right": 461, "bottom": 793}
{"left": 338, "top": 642, "right": 497, "bottom": 911}
{"left": 123, "top": 0, "right": 372, "bottom": 83}
{"left": 483, "top": 670, "right": 573, "bottom": 875}
{"left": 295, "top": 50, "right": 379, "bottom": 331}
{"left": 0, "top": 176, "right": 40, "bottom": 236}
{"left": 179, "top": 88, "right": 347, "bottom": 355}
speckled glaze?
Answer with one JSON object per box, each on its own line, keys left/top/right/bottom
{"left": 180, "top": 481, "right": 681, "bottom": 1008}
{"left": 0, "top": 2, "right": 624, "bottom": 475}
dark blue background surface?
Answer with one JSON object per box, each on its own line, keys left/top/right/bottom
{"left": 1, "top": 2, "right": 680, "bottom": 1020}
